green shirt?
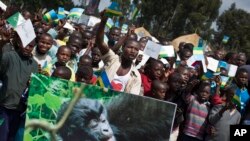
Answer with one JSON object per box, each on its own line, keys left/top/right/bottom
{"left": 0, "top": 50, "right": 38, "bottom": 110}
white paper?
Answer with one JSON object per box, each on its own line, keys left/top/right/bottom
{"left": 207, "top": 57, "right": 219, "bottom": 72}
{"left": 87, "top": 16, "right": 101, "bottom": 27}
{"left": 186, "top": 55, "right": 196, "bottom": 67}
{"left": 143, "top": 40, "right": 162, "bottom": 59}
{"left": 186, "top": 55, "right": 207, "bottom": 72}
{"left": 201, "top": 58, "right": 207, "bottom": 73}
{"left": 160, "top": 58, "right": 169, "bottom": 65}
{"left": 228, "top": 64, "right": 238, "bottom": 77}
{"left": 78, "top": 14, "right": 89, "bottom": 25}
{"left": 98, "top": 0, "right": 112, "bottom": 12}
{"left": 0, "top": 1, "right": 7, "bottom": 11}
{"left": 63, "top": 22, "right": 75, "bottom": 31}
{"left": 136, "top": 54, "right": 150, "bottom": 69}
{"left": 160, "top": 45, "right": 175, "bottom": 57}
{"left": 16, "top": 19, "right": 36, "bottom": 47}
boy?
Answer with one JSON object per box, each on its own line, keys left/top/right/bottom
{"left": 32, "top": 33, "right": 53, "bottom": 68}
{"left": 43, "top": 46, "right": 75, "bottom": 81}
{"left": 181, "top": 81, "right": 211, "bottom": 141}
{"left": 51, "top": 66, "right": 72, "bottom": 80}
{"left": 75, "top": 66, "right": 94, "bottom": 84}
{"left": 150, "top": 80, "right": 169, "bottom": 100}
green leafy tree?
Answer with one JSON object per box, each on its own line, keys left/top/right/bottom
{"left": 215, "top": 3, "right": 250, "bottom": 54}
{"left": 139, "top": 0, "right": 221, "bottom": 40}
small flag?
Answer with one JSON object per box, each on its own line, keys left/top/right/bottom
{"left": 220, "top": 76, "right": 229, "bottom": 88}
{"left": 43, "top": 10, "right": 58, "bottom": 23}
{"left": 57, "top": 7, "right": 66, "bottom": 19}
{"left": 198, "top": 38, "right": 203, "bottom": 48}
{"left": 232, "top": 89, "right": 241, "bottom": 110}
{"left": 121, "top": 24, "right": 128, "bottom": 34}
{"left": 201, "top": 70, "right": 214, "bottom": 80}
{"left": 106, "top": 18, "right": 114, "bottom": 29}
{"left": 7, "top": 12, "right": 25, "bottom": 28}
{"left": 131, "top": 7, "right": 139, "bottom": 21}
{"left": 68, "top": 8, "right": 84, "bottom": 18}
{"left": 105, "top": 2, "right": 122, "bottom": 17}
{"left": 96, "top": 71, "right": 112, "bottom": 89}
{"left": 222, "top": 35, "right": 230, "bottom": 43}
{"left": 193, "top": 47, "right": 204, "bottom": 55}
{"left": 218, "top": 61, "right": 228, "bottom": 70}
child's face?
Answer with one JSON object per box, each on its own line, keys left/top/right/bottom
{"left": 91, "top": 49, "right": 101, "bottom": 64}
{"left": 179, "top": 69, "right": 190, "bottom": 86}
{"left": 57, "top": 48, "right": 71, "bottom": 64}
{"left": 68, "top": 39, "right": 82, "bottom": 55}
{"left": 198, "top": 85, "right": 210, "bottom": 102}
{"left": 169, "top": 79, "right": 181, "bottom": 92}
{"left": 38, "top": 35, "right": 53, "bottom": 54}
{"left": 76, "top": 74, "right": 92, "bottom": 84}
{"left": 236, "top": 72, "right": 248, "bottom": 87}
{"left": 78, "top": 58, "right": 92, "bottom": 68}
{"left": 150, "top": 62, "right": 164, "bottom": 80}
{"left": 155, "top": 86, "right": 167, "bottom": 100}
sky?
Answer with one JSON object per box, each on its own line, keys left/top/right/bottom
{"left": 220, "top": 0, "right": 250, "bottom": 14}
{"left": 212, "top": 0, "right": 250, "bottom": 29}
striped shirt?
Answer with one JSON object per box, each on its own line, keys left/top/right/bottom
{"left": 183, "top": 94, "right": 210, "bottom": 140}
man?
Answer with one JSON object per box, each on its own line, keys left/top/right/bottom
{"left": 96, "top": 12, "right": 141, "bottom": 95}
{"left": 0, "top": 37, "right": 38, "bottom": 141}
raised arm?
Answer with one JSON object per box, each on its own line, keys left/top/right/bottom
{"left": 96, "top": 12, "right": 109, "bottom": 55}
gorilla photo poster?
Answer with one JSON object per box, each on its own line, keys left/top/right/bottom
{"left": 24, "top": 73, "right": 177, "bottom": 141}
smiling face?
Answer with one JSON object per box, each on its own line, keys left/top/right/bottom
{"left": 37, "top": 34, "right": 53, "bottom": 54}
{"left": 122, "top": 40, "right": 140, "bottom": 61}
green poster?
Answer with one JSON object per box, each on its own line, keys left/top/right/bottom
{"left": 24, "top": 73, "right": 176, "bottom": 141}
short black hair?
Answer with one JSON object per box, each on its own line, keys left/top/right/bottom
{"left": 236, "top": 68, "right": 248, "bottom": 76}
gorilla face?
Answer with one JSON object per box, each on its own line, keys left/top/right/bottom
{"left": 88, "top": 113, "right": 116, "bottom": 141}
{"left": 57, "top": 98, "right": 116, "bottom": 141}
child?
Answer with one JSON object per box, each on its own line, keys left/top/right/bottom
{"left": 175, "top": 66, "right": 190, "bottom": 89}
{"left": 75, "top": 66, "right": 94, "bottom": 84}
{"left": 206, "top": 86, "right": 241, "bottom": 141}
{"left": 32, "top": 33, "right": 53, "bottom": 68}
{"left": 43, "top": 46, "right": 75, "bottom": 81}
{"left": 78, "top": 55, "right": 92, "bottom": 68}
{"left": 91, "top": 47, "right": 104, "bottom": 72}
{"left": 232, "top": 68, "right": 249, "bottom": 115}
{"left": 51, "top": 66, "right": 72, "bottom": 80}
{"left": 150, "top": 80, "right": 169, "bottom": 100}
{"left": 181, "top": 81, "right": 211, "bottom": 141}
{"left": 141, "top": 59, "right": 164, "bottom": 97}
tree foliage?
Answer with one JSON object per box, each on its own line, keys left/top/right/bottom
{"left": 1, "top": 0, "right": 74, "bottom": 12}
{"left": 215, "top": 3, "right": 250, "bottom": 54}
{"left": 139, "top": 0, "right": 221, "bottom": 40}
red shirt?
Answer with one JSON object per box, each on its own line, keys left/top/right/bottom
{"left": 141, "top": 73, "right": 153, "bottom": 97}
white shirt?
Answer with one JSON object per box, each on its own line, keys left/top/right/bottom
{"left": 32, "top": 47, "right": 52, "bottom": 68}
{"left": 111, "top": 69, "right": 131, "bottom": 92}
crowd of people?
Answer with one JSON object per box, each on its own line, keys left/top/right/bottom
{"left": 0, "top": 5, "right": 250, "bottom": 141}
